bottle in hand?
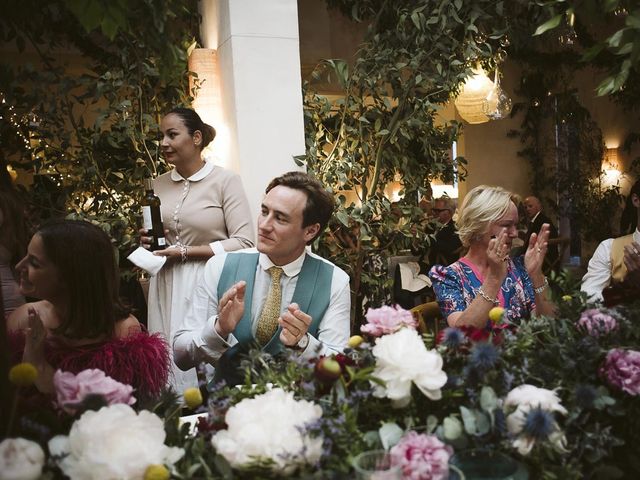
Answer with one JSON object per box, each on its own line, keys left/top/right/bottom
{"left": 141, "top": 178, "right": 167, "bottom": 251}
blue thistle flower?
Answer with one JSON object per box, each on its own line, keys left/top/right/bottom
{"left": 575, "top": 384, "right": 598, "bottom": 409}
{"left": 469, "top": 342, "right": 500, "bottom": 371}
{"left": 442, "top": 327, "right": 465, "bottom": 348}
{"left": 523, "top": 407, "right": 555, "bottom": 440}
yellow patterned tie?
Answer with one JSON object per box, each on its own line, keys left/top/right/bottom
{"left": 255, "top": 266, "right": 284, "bottom": 345}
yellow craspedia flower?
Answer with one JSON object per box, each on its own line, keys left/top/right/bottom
{"left": 144, "top": 464, "right": 170, "bottom": 480}
{"left": 183, "top": 387, "right": 203, "bottom": 409}
{"left": 348, "top": 335, "right": 364, "bottom": 348}
{"left": 488, "top": 307, "right": 505, "bottom": 324}
{"left": 562, "top": 295, "right": 572, "bottom": 302}
{"left": 9, "top": 362, "right": 38, "bottom": 387}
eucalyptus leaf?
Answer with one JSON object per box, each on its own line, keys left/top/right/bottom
{"left": 460, "top": 406, "right": 477, "bottom": 435}
{"left": 480, "top": 386, "right": 498, "bottom": 412}
{"left": 379, "top": 422, "right": 404, "bottom": 450}
{"left": 533, "top": 14, "right": 563, "bottom": 36}
{"left": 443, "top": 416, "right": 463, "bottom": 440}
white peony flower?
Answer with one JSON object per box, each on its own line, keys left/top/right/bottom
{"left": 48, "top": 404, "right": 184, "bottom": 480}
{"left": 0, "top": 438, "right": 45, "bottom": 480}
{"left": 211, "top": 388, "right": 323, "bottom": 475}
{"left": 371, "top": 327, "right": 447, "bottom": 408}
{"left": 504, "top": 384, "right": 567, "bottom": 456}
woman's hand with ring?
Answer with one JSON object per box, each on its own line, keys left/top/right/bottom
{"left": 487, "top": 228, "right": 510, "bottom": 277}
{"left": 525, "top": 223, "right": 550, "bottom": 277}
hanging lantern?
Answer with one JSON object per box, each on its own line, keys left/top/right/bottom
{"left": 454, "top": 68, "right": 495, "bottom": 124}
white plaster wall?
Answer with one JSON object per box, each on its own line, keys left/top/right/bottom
{"left": 206, "top": 0, "right": 306, "bottom": 220}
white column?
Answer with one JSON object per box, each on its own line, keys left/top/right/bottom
{"left": 200, "top": 0, "right": 306, "bottom": 219}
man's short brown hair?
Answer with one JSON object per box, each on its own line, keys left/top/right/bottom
{"left": 266, "top": 171, "right": 335, "bottom": 244}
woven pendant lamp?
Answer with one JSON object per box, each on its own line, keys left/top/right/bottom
{"left": 454, "top": 68, "right": 495, "bottom": 124}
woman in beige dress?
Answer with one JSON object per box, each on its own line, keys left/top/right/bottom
{"left": 142, "top": 107, "right": 254, "bottom": 393}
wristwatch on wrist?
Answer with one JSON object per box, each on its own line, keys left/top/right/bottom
{"left": 290, "top": 333, "right": 309, "bottom": 351}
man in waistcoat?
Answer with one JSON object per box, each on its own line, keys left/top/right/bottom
{"left": 582, "top": 180, "right": 640, "bottom": 303}
{"left": 173, "top": 171, "right": 350, "bottom": 383}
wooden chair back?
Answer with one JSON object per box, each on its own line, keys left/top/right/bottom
{"left": 410, "top": 301, "right": 443, "bottom": 335}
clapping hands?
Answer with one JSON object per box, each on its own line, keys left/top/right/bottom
{"left": 525, "top": 223, "right": 550, "bottom": 277}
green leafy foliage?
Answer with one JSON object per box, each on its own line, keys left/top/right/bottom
{"left": 188, "top": 284, "right": 640, "bottom": 478}
{"left": 0, "top": 0, "right": 198, "bottom": 262}
{"left": 530, "top": 0, "right": 640, "bottom": 96}
{"left": 301, "top": 0, "right": 512, "bottom": 324}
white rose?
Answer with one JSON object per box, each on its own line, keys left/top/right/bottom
{"left": 371, "top": 328, "right": 447, "bottom": 407}
{"left": 49, "top": 404, "right": 184, "bottom": 480}
{"left": 211, "top": 388, "right": 323, "bottom": 474}
{"left": 0, "top": 438, "right": 45, "bottom": 480}
{"left": 504, "top": 384, "right": 567, "bottom": 414}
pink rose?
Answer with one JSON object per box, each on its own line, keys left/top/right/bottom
{"left": 390, "top": 431, "right": 453, "bottom": 480}
{"left": 361, "top": 305, "right": 417, "bottom": 337}
{"left": 54, "top": 369, "right": 136, "bottom": 413}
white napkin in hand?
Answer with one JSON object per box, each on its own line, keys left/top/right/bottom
{"left": 127, "top": 246, "right": 167, "bottom": 276}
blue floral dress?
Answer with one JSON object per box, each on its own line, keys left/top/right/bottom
{"left": 428, "top": 256, "right": 536, "bottom": 324}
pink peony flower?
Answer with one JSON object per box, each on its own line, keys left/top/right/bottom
{"left": 577, "top": 309, "right": 617, "bottom": 337}
{"left": 361, "top": 305, "right": 417, "bottom": 337}
{"left": 602, "top": 349, "right": 640, "bottom": 396}
{"left": 390, "top": 431, "right": 453, "bottom": 480}
{"left": 54, "top": 369, "right": 136, "bottom": 413}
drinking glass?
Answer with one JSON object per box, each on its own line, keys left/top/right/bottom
{"left": 352, "top": 450, "right": 402, "bottom": 480}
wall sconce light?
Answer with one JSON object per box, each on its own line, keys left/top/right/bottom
{"left": 602, "top": 147, "right": 621, "bottom": 186}
{"left": 603, "top": 147, "right": 620, "bottom": 171}
{"left": 188, "top": 48, "right": 230, "bottom": 168}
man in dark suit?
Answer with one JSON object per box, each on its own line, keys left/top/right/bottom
{"left": 523, "top": 196, "right": 559, "bottom": 271}
{"left": 428, "top": 197, "right": 462, "bottom": 266}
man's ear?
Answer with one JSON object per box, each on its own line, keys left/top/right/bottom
{"left": 303, "top": 223, "right": 320, "bottom": 243}
{"left": 633, "top": 193, "right": 640, "bottom": 208}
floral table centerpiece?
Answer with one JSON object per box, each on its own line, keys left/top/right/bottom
{"left": 3, "top": 281, "right": 640, "bottom": 479}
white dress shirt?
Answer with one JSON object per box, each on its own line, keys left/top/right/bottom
{"left": 173, "top": 248, "right": 351, "bottom": 370}
{"left": 581, "top": 229, "right": 640, "bottom": 301}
